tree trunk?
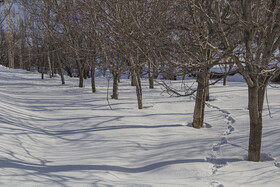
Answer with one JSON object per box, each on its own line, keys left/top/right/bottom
{"left": 28, "top": 46, "right": 32, "bottom": 71}
{"left": 76, "top": 60, "right": 83, "bottom": 88}
{"left": 223, "top": 64, "right": 228, "bottom": 86}
{"left": 131, "top": 69, "right": 136, "bottom": 86}
{"left": 148, "top": 61, "right": 154, "bottom": 89}
{"left": 51, "top": 51, "right": 55, "bottom": 77}
{"left": 149, "top": 74, "right": 154, "bottom": 89}
{"left": 56, "top": 53, "right": 65, "bottom": 85}
{"left": 65, "top": 65, "right": 73, "bottom": 77}
{"left": 47, "top": 51, "right": 53, "bottom": 78}
{"left": 205, "top": 84, "right": 210, "bottom": 101}
{"left": 248, "top": 84, "right": 262, "bottom": 162}
{"left": 111, "top": 71, "right": 119, "bottom": 99}
{"left": 74, "top": 51, "right": 84, "bottom": 87}
{"left": 118, "top": 74, "right": 121, "bottom": 83}
{"left": 18, "top": 7, "right": 24, "bottom": 69}
{"left": 91, "top": 65, "right": 96, "bottom": 93}
{"left": 5, "top": 0, "right": 14, "bottom": 69}
{"left": 134, "top": 69, "right": 143, "bottom": 109}
{"left": 8, "top": 46, "right": 14, "bottom": 67}
{"left": 247, "top": 77, "right": 266, "bottom": 162}
{"left": 19, "top": 41, "right": 23, "bottom": 69}
{"left": 78, "top": 67, "right": 84, "bottom": 88}
{"left": 41, "top": 66, "right": 45, "bottom": 80}
{"left": 223, "top": 75, "right": 227, "bottom": 86}
{"left": 205, "top": 68, "right": 210, "bottom": 101}
{"left": 83, "top": 67, "right": 88, "bottom": 79}
{"left": 192, "top": 69, "right": 207, "bottom": 128}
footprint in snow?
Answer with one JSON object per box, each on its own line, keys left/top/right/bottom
{"left": 211, "top": 181, "right": 224, "bottom": 187}
{"left": 223, "top": 125, "right": 235, "bottom": 135}
{"left": 220, "top": 137, "right": 227, "bottom": 144}
{"left": 212, "top": 137, "right": 228, "bottom": 152}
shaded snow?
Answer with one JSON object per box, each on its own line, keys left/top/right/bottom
{"left": 0, "top": 65, "right": 279, "bottom": 187}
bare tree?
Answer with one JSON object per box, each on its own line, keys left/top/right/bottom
{"left": 225, "top": 0, "right": 280, "bottom": 161}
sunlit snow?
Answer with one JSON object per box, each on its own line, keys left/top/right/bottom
{"left": 0, "top": 65, "right": 279, "bottom": 187}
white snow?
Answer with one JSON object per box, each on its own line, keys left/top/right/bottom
{"left": 0, "top": 65, "right": 279, "bottom": 187}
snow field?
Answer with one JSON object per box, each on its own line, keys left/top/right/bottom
{"left": 0, "top": 65, "right": 279, "bottom": 187}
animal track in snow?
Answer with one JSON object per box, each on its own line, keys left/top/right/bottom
{"left": 206, "top": 102, "right": 236, "bottom": 177}
{"left": 211, "top": 180, "right": 224, "bottom": 187}
{"left": 274, "top": 162, "right": 280, "bottom": 168}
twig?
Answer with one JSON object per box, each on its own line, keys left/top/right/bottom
{"left": 156, "top": 76, "right": 223, "bottom": 97}
{"left": 156, "top": 80, "right": 196, "bottom": 97}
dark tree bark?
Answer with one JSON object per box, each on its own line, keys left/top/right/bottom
{"left": 248, "top": 85, "right": 262, "bottom": 161}
{"left": 28, "top": 46, "right": 32, "bottom": 72}
{"left": 47, "top": 51, "right": 53, "bottom": 78}
{"left": 41, "top": 66, "right": 45, "bottom": 80}
{"left": 134, "top": 69, "right": 143, "bottom": 109}
{"left": 76, "top": 59, "right": 84, "bottom": 88}
{"left": 65, "top": 65, "right": 73, "bottom": 77}
{"left": 40, "top": 58, "right": 45, "bottom": 80}
{"left": 83, "top": 68, "right": 88, "bottom": 79}
{"left": 247, "top": 76, "right": 267, "bottom": 161}
{"left": 205, "top": 69, "right": 210, "bottom": 101}
{"left": 131, "top": 69, "right": 136, "bottom": 86}
{"left": 192, "top": 69, "right": 207, "bottom": 128}
{"left": 223, "top": 65, "right": 227, "bottom": 86}
{"left": 148, "top": 61, "right": 154, "bottom": 89}
{"left": 91, "top": 64, "right": 96, "bottom": 93}
{"left": 51, "top": 51, "right": 55, "bottom": 78}
{"left": 111, "top": 70, "right": 119, "bottom": 99}
{"left": 56, "top": 53, "right": 65, "bottom": 85}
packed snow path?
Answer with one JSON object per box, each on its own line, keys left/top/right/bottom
{"left": 0, "top": 66, "right": 280, "bottom": 187}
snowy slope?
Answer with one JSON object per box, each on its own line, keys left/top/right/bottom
{"left": 0, "top": 65, "right": 279, "bottom": 187}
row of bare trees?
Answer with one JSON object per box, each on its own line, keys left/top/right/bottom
{"left": 1, "top": 0, "right": 279, "bottom": 162}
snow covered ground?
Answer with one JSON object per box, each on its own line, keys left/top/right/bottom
{"left": 0, "top": 65, "right": 279, "bottom": 187}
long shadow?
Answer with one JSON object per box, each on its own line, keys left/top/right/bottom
{"left": 47, "top": 124, "right": 185, "bottom": 136}
{"left": 0, "top": 121, "right": 184, "bottom": 136}
{"left": 0, "top": 114, "right": 185, "bottom": 142}
{"left": 0, "top": 157, "right": 243, "bottom": 174}
{"left": 0, "top": 110, "right": 188, "bottom": 137}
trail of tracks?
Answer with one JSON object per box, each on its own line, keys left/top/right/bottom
{"left": 206, "top": 102, "right": 236, "bottom": 187}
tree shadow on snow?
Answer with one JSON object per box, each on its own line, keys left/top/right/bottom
{"left": 186, "top": 122, "right": 212, "bottom": 128}
{"left": 0, "top": 157, "right": 243, "bottom": 174}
